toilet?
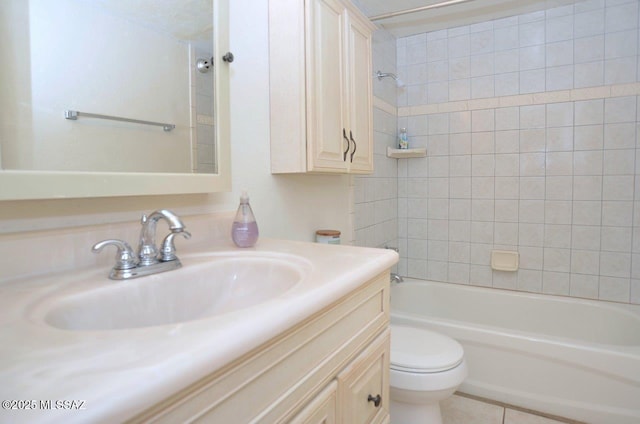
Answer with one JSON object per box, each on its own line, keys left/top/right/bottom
{"left": 389, "top": 324, "right": 467, "bottom": 424}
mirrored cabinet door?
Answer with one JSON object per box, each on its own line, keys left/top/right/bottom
{"left": 0, "top": 0, "right": 230, "bottom": 200}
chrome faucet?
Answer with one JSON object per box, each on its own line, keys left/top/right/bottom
{"left": 383, "top": 247, "right": 403, "bottom": 283}
{"left": 92, "top": 209, "right": 191, "bottom": 280}
{"left": 138, "top": 209, "right": 188, "bottom": 265}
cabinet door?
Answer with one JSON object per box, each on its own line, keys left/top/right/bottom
{"left": 305, "top": 0, "right": 349, "bottom": 173}
{"left": 290, "top": 381, "right": 338, "bottom": 424}
{"left": 337, "top": 330, "right": 390, "bottom": 424}
{"left": 345, "top": 13, "right": 373, "bottom": 173}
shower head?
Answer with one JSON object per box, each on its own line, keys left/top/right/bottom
{"left": 375, "top": 70, "right": 405, "bottom": 88}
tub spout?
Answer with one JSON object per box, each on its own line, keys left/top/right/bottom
{"left": 391, "top": 273, "right": 404, "bottom": 284}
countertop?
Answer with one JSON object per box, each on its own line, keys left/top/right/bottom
{"left": 0, "top": 239, "right": 397, "bottom": 423}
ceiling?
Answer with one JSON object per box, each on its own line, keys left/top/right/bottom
{"left": 355, "top": 0, "right": 577, "bottom": 38}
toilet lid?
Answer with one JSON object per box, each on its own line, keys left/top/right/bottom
{"left": 390, "top": 324, "right": 464, "bottom": 373}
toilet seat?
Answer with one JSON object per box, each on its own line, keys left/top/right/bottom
{"left": 390, "top": 324, "right": 464, "bottom": 373}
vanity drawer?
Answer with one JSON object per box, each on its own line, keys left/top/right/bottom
{"left": 289, "top": 381, "right": 338, "bottom": 424}
{"left": 132, "top": 272, "right": 390, "bottom": 423}
{"left": 337, "top": 329, "right": 390, "bottom": 424}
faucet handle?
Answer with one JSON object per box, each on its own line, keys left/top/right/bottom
{"left": 160, "top": 231, "right": 191, "bottom": 262}
{"left": 92, "top": 239, "right": 138, "bottom": 270}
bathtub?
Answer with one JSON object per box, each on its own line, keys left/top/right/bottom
{"left": 390, "top": 279, "right": 640, "bottom": 424}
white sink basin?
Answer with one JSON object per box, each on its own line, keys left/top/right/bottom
{"left": 43, "top": 254, "right": 310, "bottom": 331}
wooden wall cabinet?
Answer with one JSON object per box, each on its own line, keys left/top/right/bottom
{"left": 269, "top": 0, "right": 376, "bottom": 174}
{"left": 131, "top": 272, "right": 391, "bottom": 423}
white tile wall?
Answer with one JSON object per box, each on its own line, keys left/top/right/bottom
{"left": 391, "top": 0, "right": 640, "bottom": 304}
{"left": 354, "top": 29, "right": 399, "bottom": 251}
{"left": 395, "top": 89, "right": 640, "bottom": 302}
{"left": 194, "top": 46, "right": 216, "bottom": 174}
{"left": 397, "top": 0, "right": 640, "bottom": 107}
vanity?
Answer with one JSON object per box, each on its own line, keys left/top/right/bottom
{"left": 132, "top": 249, "right": 392, "bottom": 423}
{"left": 0, "top": 223, "right": 397, "bottom": 423}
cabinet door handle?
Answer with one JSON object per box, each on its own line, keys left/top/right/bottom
{"left": 367, "top": 394, "right": 381, "bottom": 407}
{"left": 349, "top": 130, "right": 357, "bottom": 162}
{"left": 343, "top": 128, "right": 350, "bottom": 162}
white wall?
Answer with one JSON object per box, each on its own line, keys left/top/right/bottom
{"left": 225, "top": 0, "right": 353, "bottom": 242}
{"left": 0, "top": 0, "right": 353, "bottom": 245}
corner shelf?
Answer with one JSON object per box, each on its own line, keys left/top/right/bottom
{"left": 386, "top": 146, "right": 427, "bottom": 159}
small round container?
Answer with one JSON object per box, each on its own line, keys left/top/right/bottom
{"left": 315, "top": 229, "right": 341, "bottom": 245}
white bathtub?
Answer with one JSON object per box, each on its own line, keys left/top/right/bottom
{"left": 390, "top": 279, "right": 640, "bottom": 424}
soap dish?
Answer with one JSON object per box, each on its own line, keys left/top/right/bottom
{"left": 491, "top": 250, "right": 519, "bottom": 272}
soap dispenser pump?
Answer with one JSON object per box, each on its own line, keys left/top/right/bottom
{"left": 231, "top": 190, "right": 259, "bottom": 248}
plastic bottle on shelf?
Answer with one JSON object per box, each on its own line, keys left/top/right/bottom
{"left": 231, "top": 191, "right": 259, "bottom": 248}
{"left": 398, "top": 128, "right": 408, "bottom": 149}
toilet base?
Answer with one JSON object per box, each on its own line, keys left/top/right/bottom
{"left": 390, "top": 398, "right": 443, "bottom": 424}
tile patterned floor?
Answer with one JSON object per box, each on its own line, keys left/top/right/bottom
{"left": 441, "top": 394, "right": 583, "bottom": 424}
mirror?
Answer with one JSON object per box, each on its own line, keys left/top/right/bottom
{"left": 0, "top": 0, "right": 230, "bottom": 200}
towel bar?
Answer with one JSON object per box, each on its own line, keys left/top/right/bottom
{"left": 64, "top": 110, "right": 175, "bottom": 131}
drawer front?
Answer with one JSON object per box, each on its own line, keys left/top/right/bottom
{"left": 337, "top": 329, "right": 390, "bottom": 424}
{"left": 289, "top": 381, "right": 338, "bottom": 424}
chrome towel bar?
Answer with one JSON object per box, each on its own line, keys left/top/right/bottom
{"left": 64, "top": 110, "right": 175, "bottom": 131}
